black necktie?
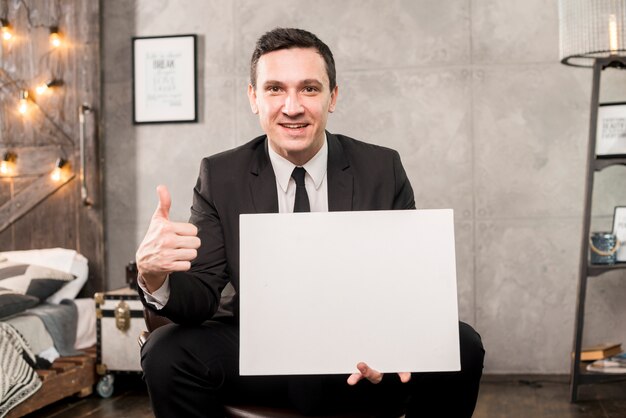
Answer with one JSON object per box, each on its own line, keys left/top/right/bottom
{"left": 291, "top": 167, "right": 310, "bottom": 212}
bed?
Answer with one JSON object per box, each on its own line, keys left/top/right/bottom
{"left": 0, "top": 248, "right": 97, "bottom": 418}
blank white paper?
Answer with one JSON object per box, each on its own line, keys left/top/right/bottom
{"left": 239, "top": 209, "right": 460, "bottom": 375}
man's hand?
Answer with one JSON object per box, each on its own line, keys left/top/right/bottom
{"left": 346, "top": 362, "right": 411, "bottom": 385}
{"left": 136, "top": 185, "right": 201, "bottom": 293}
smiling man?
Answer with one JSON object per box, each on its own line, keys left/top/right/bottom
{"left": 248, "top": 46, "right": 337, "bottom": 166}
{"left": 136, "top": 28, "right": 484, "bottom": 417}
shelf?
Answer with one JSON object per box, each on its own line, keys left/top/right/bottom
{"left": 578, "top": 362, "right": 626, "bottom": 385}
{"left": 587, "top": 263, "right": 626, "bottom": 277}
{"left": 570, "top": 57, "right": 626, "bottom": 403}
{"left": 593, "top": 157, "right": 626, "bottom": 171}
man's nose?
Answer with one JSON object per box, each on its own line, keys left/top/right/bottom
{"left": 282, "top": 92, "right": 304, "bottom": 116}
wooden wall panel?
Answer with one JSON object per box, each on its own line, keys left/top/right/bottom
{"left": 0, "top": 179, "right": 13, "bottom": 251}
{"left": 0, "top": 0, "right": 103, "bottom": 294}
{"left": 12, "top": 175, "right": 77, "bottom": 250}
{"left": 74, "top": 0, "right": 103, "bottom": 295}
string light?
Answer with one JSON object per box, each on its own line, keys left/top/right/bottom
{"left": 1, "top": 19, "right": 12, "bottom": 41}
{"left": 49, "top": 26, "right": 61, "bottom": 48}
{"left": 18, "top": 90, "right": 29, "bottom": 115}
{"left": 51, "top": 158, "right": 68, "bottom": 182}
{"left": 2, "top": 20, "right": 72, "bottom": 183}
{"left": 35, "top": 79, "right": 63, "bottom": 95}
{"left": 0, "top": 152, "right": 17, "bottom": 176}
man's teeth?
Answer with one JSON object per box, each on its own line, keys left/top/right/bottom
{"left": 282, "top": 124, "right": 307, "bottom": 128}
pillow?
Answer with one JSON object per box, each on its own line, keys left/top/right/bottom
{"left": 0, "top": 249, "right": 88, "bottom": 304}
{"left": 46, "top": 253, "right": 89, "bottom": 304}
{"left": 0, "top": 248, "right": 77, "bottom": 273}
{"left": 0, "top": 287, "right": 39, "bottom": 319}
{"left": 0, "top": 261, "right": 76, "bottom": 302}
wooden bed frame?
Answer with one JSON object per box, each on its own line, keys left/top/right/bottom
{"left": 5, "top": 347, "right": 97, "bottom": 418}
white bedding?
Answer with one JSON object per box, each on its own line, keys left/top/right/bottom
{"left": 0, "top": 249, "right": 97, "bottom": 417}
{"left": 74, "top": 298, "right": 96, "bottom": 349}
{"left": 4, "top": 299, "right": 97, "bottom": 363}
{"left": 0, "top": 248, "right": 96, "bottom": 360}
{"left": 3, "top": 315, "right": 54, "bottom": 355}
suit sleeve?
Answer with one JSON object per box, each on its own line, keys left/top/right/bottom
{"left": 392, "top": 151, "right": 416, "bottom": 210}
{"left": 148, "top": 157, "right": 230, "bottom": 325}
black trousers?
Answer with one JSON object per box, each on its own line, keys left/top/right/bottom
{"left": 141, "top": 321, "right": 484, "bottom": 418}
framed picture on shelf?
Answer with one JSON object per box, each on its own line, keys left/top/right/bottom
{"left": 613, "top": 206, "right": 626, "bottom": 262}
{"left": 596, "top": 102, "right": 626, "bottom": 157}
{"left": 132, "top": 34, "right": 197, "bottom": 124}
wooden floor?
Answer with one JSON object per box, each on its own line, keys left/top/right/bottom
{"left": 475, "top": 375, "right": 626, "bottom": 418}
{"left": 20, "top": 374, "right": 626, "bottom": 417}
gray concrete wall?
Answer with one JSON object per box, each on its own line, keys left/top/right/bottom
{"left": 102, "top": 0, "right": 626, "bottom": 373}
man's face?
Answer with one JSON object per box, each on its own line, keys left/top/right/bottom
{"left": 248, "top": 47, "right": 338, "bottom": 166}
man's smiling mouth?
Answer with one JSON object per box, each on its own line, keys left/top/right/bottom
{"left": 280, "top": 123, "right": 309, "bottom": 129}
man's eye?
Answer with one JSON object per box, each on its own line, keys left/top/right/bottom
{"left": 303, "top": 86, "right": 318, "bottom": 93}
{"left": 267, "top": 86, "right": 281, "bottom": 93}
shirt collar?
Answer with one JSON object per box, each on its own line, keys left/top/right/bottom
{"left": 268, "top": 134, "right": 328, "bottom": 193}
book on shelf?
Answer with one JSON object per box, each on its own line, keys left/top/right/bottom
{"left": 580, "top": 342, "right": 622, "bottom": 361}
{"left": 586, "top": 354, "right": 626, "bottom": 374}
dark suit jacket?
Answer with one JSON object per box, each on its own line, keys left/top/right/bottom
{"left": 143, "top": 132, "right": 415, "bottom": 324}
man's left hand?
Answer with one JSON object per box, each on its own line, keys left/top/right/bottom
{"left": 346, "top": 362, "right": 411, "bottom": 385}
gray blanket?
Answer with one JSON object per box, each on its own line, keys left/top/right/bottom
{"left": 25, "top": 300, "right": 80, "bottom": 357}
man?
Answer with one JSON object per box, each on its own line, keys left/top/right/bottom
{"left": 137, "top": 27, "right": 484, "bottom": 417}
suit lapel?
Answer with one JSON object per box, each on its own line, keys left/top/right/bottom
{"left": 249, "top": 138, "right": 279, "bottom": 213}
{"left": 248, "top": 133, "right": 353, "bottom": 212}
{"left": 326, "top": 132, "right": 353, "bottom": 211}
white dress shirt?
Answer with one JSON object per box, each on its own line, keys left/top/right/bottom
{"left": 267, "top": 136, "right": 328, "bottom": 213}
{"left": 139, "top": 136, "right": 329, "bottom": 308}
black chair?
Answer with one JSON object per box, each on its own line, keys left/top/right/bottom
{"left": 138, "top": 309, "right": 375, "bottom": 418}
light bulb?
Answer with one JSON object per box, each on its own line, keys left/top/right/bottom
{"left": 51, "top": 166, "right": 61, "bottom": 181}
{"left": 18, "top": 90, "right": 29, "bottom": 115}
{"left": 34, "top": 79, "right": 62, "bottom": 96}
{"left": 1, "top": 19, "right": 12, "bottom": 41}
{"left": 49, "top": 27, "right": 61, "bottom": 48}
{"left": 35, "top": 83, "right": 48, "bottom": 95}
{"left": 51, "top": 158, "right": 67, "bottom": 182}
{"left": 0, "top": 152, "right": 17, "bottom": 176}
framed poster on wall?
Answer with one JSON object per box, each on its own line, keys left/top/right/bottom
{"left": 596, "top": 102, "right": 626, "bottom": 157}
{"left": 132, "top": 34, "right": 197, "bottom": 124}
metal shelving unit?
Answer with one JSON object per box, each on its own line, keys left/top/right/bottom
{"left": 570, "top": 56, "right": 626, "bottom": 402}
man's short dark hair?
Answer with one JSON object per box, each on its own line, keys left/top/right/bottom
{"left": 250, "top": 27, "right": 336, "bottom": 91}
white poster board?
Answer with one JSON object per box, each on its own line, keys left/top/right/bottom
{"left": 239, "top": 209, "right": 460, "bottom": 376}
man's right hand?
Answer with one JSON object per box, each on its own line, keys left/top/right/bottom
{"left": 136, "top": 185, "right": 201, "bottom": 293}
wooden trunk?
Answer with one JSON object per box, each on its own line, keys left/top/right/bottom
{"left": 96, "top": 287, "right": 146, "bottom": 376}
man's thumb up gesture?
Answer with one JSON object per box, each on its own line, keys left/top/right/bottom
{"left": 153, "top": 184, "right": 172, "bottom": 220}
{"left": 136, "top": 185, "right": 201, "bottom": 293}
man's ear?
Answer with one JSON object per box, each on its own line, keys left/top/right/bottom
{"left": 328, "top": 85, "right": 338, "bottom": 113}
{"left": 247, "top": 84, "right": 259, "bottom": 114}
